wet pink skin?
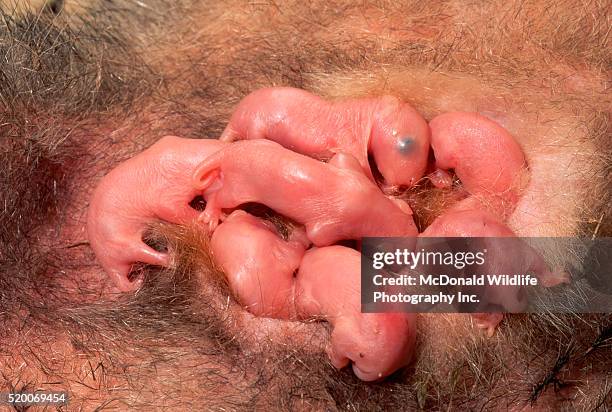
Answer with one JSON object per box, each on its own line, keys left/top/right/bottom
{"left": 87, "top": 136, "right": 226, "bottom": 291}
{"left": 429, "top": 112, "right": 528, "bottom": 219}
{"left": 192, "top": 139, "right": 419, "bottom": 245}
{"left": 294, "top": 246, "right": 416, "bottom": 381}
{"left": 86, "top": 100, "right": 545, "bottom": 380}
{"left": 220, "top": 87, "right": 431, "bottom": 188}
{"left": 210, "top": 210, "right": 308, "bottom": 318}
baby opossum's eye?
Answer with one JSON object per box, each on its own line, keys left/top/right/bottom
{"left": 396, "top": 137, "right": 415, "bottom": 154}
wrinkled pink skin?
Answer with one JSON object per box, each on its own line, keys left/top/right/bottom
{"left": 294, "top": 246, "right": 416, "bottom": 381}
{"left": 429, "top": 112, "right": 528, "bottom": 219}
{"left": 220, "top": 87, "right": 431, "bottom": 188}
{"left": 421, "top": 209, "right": 569, "bottom": 336}
{"left": 210, "top": 210, "right": 308, "bottom": 318}
{"left": 87, "top": 136, "right": 226, "bottom": 291}
{"left": 193, "top": 139, "right": 418, "bottom": 244}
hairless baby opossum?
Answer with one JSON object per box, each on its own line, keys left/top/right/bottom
{"left": 428, "top": 112, "right": 529, "bottom": 220}
{"left": 422, "top": 208, "right": 569, "bottom": 336}
{"left": 89, "top": 136, "right": 418, "bottom": 291}
{"left": 295, "top": 246, "right": 416, "bottom": 381}
{"left": 220, "top": 87, "right": 431, "bottom": 188}
{"left": 87, "top": 136, "right": 227, "bottom": 291}
{"left": 192, "top": 139, "right": 419, "bottom": 245}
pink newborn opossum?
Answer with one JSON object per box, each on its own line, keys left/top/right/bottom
{"left": 295, "top": 246, "right": 416, "bottom": 381}
{"left": 428, "top": 112, "right": 529, "bottom": 220}
{"left": 211, "top": 212, "right": 415, "bottom": 381}
{"left": 220, "top": 87, "right": 431, "bottom": 188}
{"left": 87, "top": 136, "right": 226, "bottom": 291}
{"left": 421, "top": 209, "right": 569, "bottom": 336}
{"left": 192, "top": 139, "right": 419, "bottom": 245}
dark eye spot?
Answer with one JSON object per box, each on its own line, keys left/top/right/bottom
{"left": 396, "top": 137, "right": 415, "bottom": 154}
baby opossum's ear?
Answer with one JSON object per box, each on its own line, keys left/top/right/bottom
{"left": 192, "top": 163, "right": 221, "bottom": 192}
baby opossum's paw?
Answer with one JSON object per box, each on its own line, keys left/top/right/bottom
{"left": 471, "top": 313, "right": 504, "bottom": 337}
